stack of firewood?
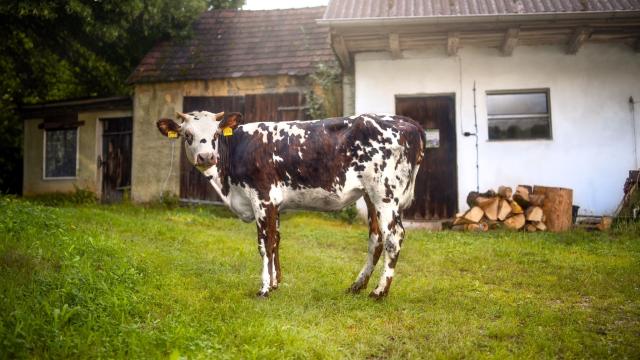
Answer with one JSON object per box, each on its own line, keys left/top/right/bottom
{"left": 452, "top": 185, "right": 548, "bottom": 232}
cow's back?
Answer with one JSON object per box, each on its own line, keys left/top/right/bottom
{"left": 224, "top": 114, "right": 424, "bottom": 207}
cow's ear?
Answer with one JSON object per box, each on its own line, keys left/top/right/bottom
{"left": 214, "top": 112, "right": 224, "bottom": 121}
{"left": 157, "top": 118, "right": 181, "bottom": 138}
{"left": 219, "top": 112, "right": 242, "bottom": 130}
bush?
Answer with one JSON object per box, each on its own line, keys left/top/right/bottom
{"left": 157, "top": 191, "right": 180, "bottom": 209}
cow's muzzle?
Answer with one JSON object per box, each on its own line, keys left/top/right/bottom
{"left": 196, "top": 152, "right": 216, "bottom": 169}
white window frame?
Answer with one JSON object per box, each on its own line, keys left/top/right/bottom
{"left": 486, "top": 88, "right": 553, "bottom": 141}
{"left": 42, "top": 127, "right": 79, "bottom": 180}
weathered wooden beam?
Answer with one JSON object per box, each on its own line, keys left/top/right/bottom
{"left": 566, "top": 27, "right": 592, "bottom": 54}
{"left": 331, "top": 34, "right": 352, "bottom": 70}
{"left": 389, "top": 33, "right": 402, "bottom": 59}
{"left": 447, "top": 32, "right": 460, "bottom": 56}
{"left": 501, "top": 28, "right": 520, "bottom": 56}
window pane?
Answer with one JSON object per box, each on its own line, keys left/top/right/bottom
{"left": 488, "top": 117, "right": 551, "bottom": 140}
{"left": 487, "top": 92, "right": 548, "bottom": 116}
{"left": 45, "top": 129, "right": 77, "bottom": 177}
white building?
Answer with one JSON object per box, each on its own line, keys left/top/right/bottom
{"left": 320, "top": 0, "right": 640, "bottom": 218}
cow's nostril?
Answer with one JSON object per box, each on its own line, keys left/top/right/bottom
{"left": 196, "top": 153, "right": 214, "bottom": 166}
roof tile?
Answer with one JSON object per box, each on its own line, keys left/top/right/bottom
{"left": 322, "top": 0, "right": 640, "bottom": 19}
{"left": 129, "top": 7, "right": 336, "bottom": 84}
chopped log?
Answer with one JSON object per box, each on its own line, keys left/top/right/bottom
{"left": 529, "top": 194, "right": 546, "bottom": 207}
{"left": 466, "top": 222, "right": 489, "bottom": 232}
{"left": 463, "top": 206, "right": 485, "bottom": 223}
{"left": 510, "top": 200, "right": 524, "bottom": 214}
{"left": 532, "top": 186, "right": 573, "bottom": 232}
{"left": 525, "top": 206, "right": 544, "bottom": 222}
{"left": 498, "top": 186, "right": 513, "bottom": 199}
{"left": 513, "top": 186, "right": 531, "bottom": 208}
{"left": 480, "top": 198, "right": 500, "bottom": 221}
{"left": 513, "top": 195, "right": 530, "bottom": 208}
{"left": 518, "top": 185, "right": 533, "bottom": 194}
{"left": 451, "top": 224, "right": 466, "bottom": 231}
{"left": 597, "top": 217, "right": 612, "bottom": 231}
{"left": 504, "top": 214, "right": 526, "bottom": 230}
{"left": 452, "top": 217, "right": 465, "bottom": 226}
{"left": 497, "top": 200, "right": 512, "bottom": 221}
{"left": 534, "top": 221, "right": 547, "bottom": 231}
{"left": 525, "top": 224, "right": 538, "bottom": 232}
{"left": 466, "top": 190, "right": 497, "bottom": 207}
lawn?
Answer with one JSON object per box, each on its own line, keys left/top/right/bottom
{"left": 1, "top": 197, "right": 639, "bottom": 359}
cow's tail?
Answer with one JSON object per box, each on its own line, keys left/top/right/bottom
{"left": 397, "top": 116, "right": 426, "bottom": 210}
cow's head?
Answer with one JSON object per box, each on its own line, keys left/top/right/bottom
{"left": 156, "top": 111, "right": 242, "bottom": 170}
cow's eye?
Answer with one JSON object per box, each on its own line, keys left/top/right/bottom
{"left": 184, "top": 132, "right": 194, "bottom": 145}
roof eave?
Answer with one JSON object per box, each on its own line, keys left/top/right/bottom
{"left": 317, "top": 10, "right": 640, "bottom": 27}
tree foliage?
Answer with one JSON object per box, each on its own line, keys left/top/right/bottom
{"left": 0, "top": 0, "right": 244, "bottom": 194}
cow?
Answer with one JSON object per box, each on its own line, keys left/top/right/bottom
{"left": 157, "top": 112, "right": 425, "bottom": 299}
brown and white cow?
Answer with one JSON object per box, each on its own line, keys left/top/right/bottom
{"left": 157, "top": 112, "right": 425, "bottom": 299}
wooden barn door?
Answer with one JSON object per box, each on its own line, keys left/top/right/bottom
{"left": 396, "top": 96, "right": 458, "bottom": 220}
{"left": 245, "top": 93, "right": 307, "bottom": 122}
{"left": 100, "top": 117, "right": 132, "bottom": 203}
{"left": 181, "top": 96, "right": 244, "bottom": 203}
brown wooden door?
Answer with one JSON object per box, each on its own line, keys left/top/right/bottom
{"left": 245, "top": 93, "right": 307, "bottom": 122}
{"left": 396, "top": 96, "right": 458, "bottom": 220}
{"left": 101, "top": 117, "right": 132, "bottom": 203}
{"left": 181, "top": 96, "right": 244, "bottom": 203}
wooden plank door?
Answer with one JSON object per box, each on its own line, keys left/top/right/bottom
{"left": 101, "top": 117, "right": 132, "bottom": 203}
{"left": 244, "top": 93, "right": 307, "bottom": 122}
{"left": 180, "top": 96, "right": 244, "bottom": 203}
{"left": 396, "top": 96, "right": 458, "bottom": 220}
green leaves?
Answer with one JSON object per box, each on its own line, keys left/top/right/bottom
{"left": 0, "top": 0, "right": 244, "bottom": 194}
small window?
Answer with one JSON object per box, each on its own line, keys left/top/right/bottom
{"left": 487, "top": 90, "right": 551, "bottom": 140}
{"left": 44, "top": 128, "right": 78, "bottom": 178}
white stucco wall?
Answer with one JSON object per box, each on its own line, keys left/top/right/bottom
{"left": 354, "top": 43, "right": 640, "bottom": 215}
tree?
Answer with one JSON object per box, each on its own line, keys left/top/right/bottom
{"left": 0, "top": 0, "right": 244, "bottom": 194}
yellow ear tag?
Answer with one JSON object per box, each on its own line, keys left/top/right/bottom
{"left": 223, "top": 127, "right": 233, "bottom": 137}
{"left": 167, "top": 130, "right": 178, "bottom": 139}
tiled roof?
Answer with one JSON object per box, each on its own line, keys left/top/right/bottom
{"left": 322, "top": 0, "right": 640, "bottom": 19}
{"left": 129, "top": 7, "right": 336, "bottom": 84}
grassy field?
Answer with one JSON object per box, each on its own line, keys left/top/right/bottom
{"left": 1, "top": 197, "right": 639, "bottom": 359}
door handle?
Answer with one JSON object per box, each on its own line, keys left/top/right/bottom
{"left": 97, "top": 155, "right": 106, "bottom": 169}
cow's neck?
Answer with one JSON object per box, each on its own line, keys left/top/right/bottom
{"left": 201, "top": 166, "right": 230, "bottom": 207}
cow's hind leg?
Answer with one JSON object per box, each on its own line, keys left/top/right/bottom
{"left": 348, "top": 194, "right": 383, "bottom": 293}
{"left": 370, "top": 207, "right": 405, "bottom": 300}
{"left": 255, "top": 202, "right": 279, "bottom": 297}
{"left": 271, "top": 214, "right": 282, "bottom": 289}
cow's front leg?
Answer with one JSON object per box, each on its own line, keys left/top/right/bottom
{"left": 255, "top": 202, "right": 279, "bottom": 297}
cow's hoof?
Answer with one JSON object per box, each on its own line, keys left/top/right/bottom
{"left": 270, "top": 283, "right": 279, "bottom": 291}
{"left": 347, "top": 282, "right": 364, "bottom": 294}
{"left": 256, "top": 290, "right": 269, "bottom": 298}
{"left": 368, "top": 290, "right": 387, "bottom": 300}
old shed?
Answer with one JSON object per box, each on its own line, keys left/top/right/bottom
{"left": 128, "top": 6, "right": 338, "bottom": 203}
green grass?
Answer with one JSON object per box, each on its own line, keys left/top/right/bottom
{"left": 1, "top": 197, "right": 639, "bottom": 359}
